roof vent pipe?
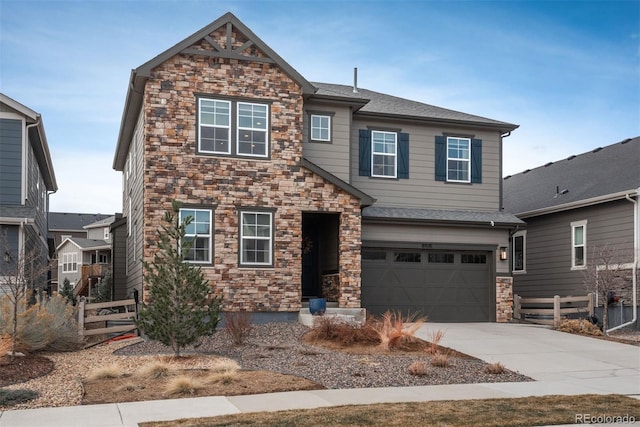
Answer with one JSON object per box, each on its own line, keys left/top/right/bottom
{"left": 353, "top": 67, "right": 359, "bottom": 93}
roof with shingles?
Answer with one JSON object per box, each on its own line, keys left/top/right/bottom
{"left": 312, "top": 83, "right": 518, "bottom": 131}
{"left": 363, "top": 206, "right": 524, "bottom": 226}
{"left": 502, "top": 137, "right": 640, "bottom": 216}
{"left": 49, "top": 212, "right": 112, "bottom": 231}
{"left": 84, "top": 216, "right": 116, "bottom": 229}
{"left": 59, "top": 237, "right": 110, "bottom": 251}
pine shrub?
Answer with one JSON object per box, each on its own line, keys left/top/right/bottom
{"left": 0, "top": 389, "right": 39, "bottom": 406}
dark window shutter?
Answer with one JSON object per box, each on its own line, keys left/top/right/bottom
{"left": 471, "top": 138, "right": 482, "bottom": 183}
{"left": 435, "top": 136, "right": 446, "bottom": 181}
{"left": 359, "top": 129, "right": 371, "bottom": 176}
{"left": 398, "top": 132, "right": 409, "bottom": 179}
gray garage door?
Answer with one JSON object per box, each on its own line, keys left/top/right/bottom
{"left": 361, "top": 248, "right": 493, "bottom": 322}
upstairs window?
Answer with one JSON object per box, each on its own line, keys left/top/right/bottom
{"left": 103, "top": 228, "right": 110, "bottom": 240}
{"left": 199, "top": 99, "right": 231, "bottom": 154}
{"left": 198, "top": 97, "right": 269, "bottom": 158}
{"left": 359, "top": 129, "right": 409, "bottom": 179}
{"left": 180, "top": 208, "right": 212, "bottom": 264}
{"left": 571, "top": 220, "right": 587, "bottom": 269}
{"left": 310, "top": 114, "right": 331, "bottom": 142}
{"left": 62, "top": 253, "right": 77, "bottom": 273}
{"left": 435, "top": 136, "right": 482, "bottom": 183}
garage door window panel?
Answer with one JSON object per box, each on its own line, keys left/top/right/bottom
{"left": 362, "top": 249, "right": 386, "bottom": 261}
{"left": 461, "top": 254, "right": 487, "bottom": 264}
{"left": 428, "top": 252, "right": 454, "bottom": 263}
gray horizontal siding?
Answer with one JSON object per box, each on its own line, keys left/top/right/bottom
{"left": 514, "top": 199, "right": 635, "bottom": 298}
{"left": 302, "top": 104, "right": 351, "bottom": 182}
{"left": 0, "top": 118, "right": 23, "bottom": 204}
{"left": 351, "top": 119, "right": 502, "bottom": 211}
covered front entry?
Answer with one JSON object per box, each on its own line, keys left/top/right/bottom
{"left": 361, "top": 247, "right": 494, "bottom": 322}
{"left": 301, "top": 213, "right": 340, "bottom": 300}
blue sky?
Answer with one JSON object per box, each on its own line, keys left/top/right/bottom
{"left": 1, "top": 0, "right": 638, "bottom": 214}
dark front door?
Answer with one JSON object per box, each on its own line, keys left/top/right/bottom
{"left": 302, "top": 213, "right": 339, "bottom": 299}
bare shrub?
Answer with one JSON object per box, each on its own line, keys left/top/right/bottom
{"left": 556, "top": 319, "right": 603, "bottom": 336}
{"left": 86, "top": 364, "right": 122, "bottom": 381}
{"left": 484, "top": 362, "right": 506, "bottom": 374}
{"left": 224, "top": 311, "right": 253, "bottom": 345}
{"left": 164, "top": 375, "right": 202, "bottom": 395}
{"left": 430, "top": 352, "right": 450, "bottom": 368}
{"left": 407, "top": 361, "right": 429, "bottom": 376}
{"left": 135, "top": 361, "right": 175, "bottom": 379}
{"left": 426, "top": 329, "right": 446, "bottom": 355}
{"left": 307, "top": 315, "right": 379, "bottom": 346}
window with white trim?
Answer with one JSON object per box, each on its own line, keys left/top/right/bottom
{"left": 199, "top": 99, "right": 231, "bottom": 154}
{"left": 310, "top": 114, "right": 331, "bottom": 142}
{"left": 447, "top": 137, "right": 470, "bottom": 182}
{"left": 371, "top": 130, "right": 397, "bottom": 178}
{"left": 198, "top": 98, "right": 269, "bottom": 158}
{"left": 571, "top": 220, "right": 587, "bottom": 269}
{"left": 240, "top": 211, "right": 273, "bottom": 266}
{"left": 62, "top": 253, "right": 77, "bottom": 273}
{"left": 103, "top": 227, "right": 110, "bottom": 240}
{"left": 180, "top": 208, "right": 212, "bottom": 264}
{"left": 512, "top": 231, "right": 526, "bottom": 273}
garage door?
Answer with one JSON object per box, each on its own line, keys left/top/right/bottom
{"left": 361, "top": 248, "right": 493, "bottom": 322}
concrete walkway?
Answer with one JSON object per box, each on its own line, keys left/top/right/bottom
{"left": 1, "top": 323, "right": 638, "bottom": 426}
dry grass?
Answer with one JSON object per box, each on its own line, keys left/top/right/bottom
{"left": 203, "top": 371, "right": 237, "bottom": 385}
{"left": 430, "top": 352, "right": 450, "bottom": 368}
{"left": 209, "top": 359, "right": 240, "bottom": 374}
{"left": 371, "top": 311, "right": 426, "bottom": 351}
{"left": 224, "top": 311, "right": 253, "bottom": 345}
{"left": 0, "top": 334, "right": 11, "bottom": 356}
{"left": 426, "top": 329, "right": 446, "bottom": 355}
{"left": 407, "top": 361, "right": 429, "bottom": 376}
{"left": 140, "top": 394, "right": 640, "bottom": 427}
{"left": 483, "top": 362, "right": 506, "bottom": 375}
{"left": 135, "top": 361, "right": 175, "bottom": 379}
{"left": 85, "top": 364, "right": 122, "bottom": 381}
{"left": 307, "top": 315, "right": 379, "bottom": 346}
{"left": 556, "top": 318, "right": 603, "bottom": 336}
{"left": 115, "top": 381, "right": 140, "bottom": 392}
{"left": 164, "top": 375, "right": 202, "bottom": 396}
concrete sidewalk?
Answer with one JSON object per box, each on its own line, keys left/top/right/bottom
{"left": 1, "top": 323, "right": 638, "bottom": 426}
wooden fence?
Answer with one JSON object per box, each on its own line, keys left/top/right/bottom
{"left": 78, "top": 298, "right": 138, "bottom": 337}
{"left": 513, "top": 293, "right": 594, "bottom": 327}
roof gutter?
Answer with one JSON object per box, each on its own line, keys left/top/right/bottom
{"left": 515, "top": 190, "right": 635, "bottom": 218}
{"left": 607, "top": 187, "right": 639, "bottom": 333}
{"left": 354, "top": 111, "right": 519, "bottom": 133}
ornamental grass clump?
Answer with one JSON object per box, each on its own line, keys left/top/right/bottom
{"left": 371, "top": 310, "right": 426, "bottom": 351}
{"left": 556, "top": 318, "right": 603, "bottom": 336}
{"left": 86, "top": 364, "right": 122, "bottom": 381}
{"left": 135, "top": 361, "right": 174, "bottom": 379}
{"left": 407, "top": 361, "right": 430, "bottom": 376}
{"left": 164, "top": 375, "right": 202, "bottom": 396}
{"left": 484, "top": 362, "right": 506, "bottom": 375}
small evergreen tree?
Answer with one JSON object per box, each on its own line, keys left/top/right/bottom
{"left": 93, "top": 272, "right": 112, "bottom": 303}
{"left": 59, "top": 278, "right": 76, "bottom": 306}
{"left": 136, "top": 201, "right": 222, "bottom": 357}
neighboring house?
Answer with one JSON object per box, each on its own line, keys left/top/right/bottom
{"left": 55, "top": 215, "right": 115, "bottom": 298}
{"left": 503, "top": 137, "right": 640, "bottom": 326}
{"left": 112, "top": 12, "right": 522, "bottom": 322}
{"left": 48, "top": 212, "right": 111, "bottom": 291}
{"left": 0, "top": 93, "right": 57, "bottom": 293}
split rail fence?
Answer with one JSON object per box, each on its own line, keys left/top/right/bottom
{"left": 513, "top": 293, "right": 594, "bottom": 327}
{"left": 77, "top": 298, "right": 138, "bottom": 337}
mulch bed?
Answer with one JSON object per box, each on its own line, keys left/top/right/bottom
{"left": 0, "top": 354, "right": 54, "bottom": 386}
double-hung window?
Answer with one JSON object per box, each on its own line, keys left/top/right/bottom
{"left": 199, "top": 99, "right": 231, "bottom": 154}
{"left": 237, "top": 102, "right": 268, "bottom": 157}
{"left": 240, "top": 211, "right": 273, "bottom": 266}
{"left": 310, "top": 114, "right": 331, "bottom": 142}
{"left": 180, "top": 208, "right": 212, "bottom": 264}
{"left": 62, "top": 253, "right": 77, "bottom": 273}
{"left": 571, "top": 220, "right": 587, "bottom": 269}
{"left": 447, "top": 137, "right": 470, "bottom": 182}
{"left": 512, "top": 231, "right": 526, "bottom": 273}
{"left": 371, "top": 131, "right": 397, "bottom": 178}
{"left": 198, "top": 97, "right": 269, "bottom": 158}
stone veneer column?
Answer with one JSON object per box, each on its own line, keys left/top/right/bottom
{"left": 496, "top": 276, "right": 513, "bottom": 323}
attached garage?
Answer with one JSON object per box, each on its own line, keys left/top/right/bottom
{"left": 361, "top": 247, "right": 494, "bottom": 322}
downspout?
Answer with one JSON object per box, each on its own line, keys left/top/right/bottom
{"left": 607, "top": 187, "right": 639, "bottom": 333}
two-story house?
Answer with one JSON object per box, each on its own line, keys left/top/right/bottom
{"left": 503, "top": 138, "right": 639, "bottom": 329}
{"left": 55, "top": 215, "right": 115, "bottom": 299}
{"left": 113, "top": 13, "right": 522, "bottom": 322}
{"left": 48, "top": 212, "right": 111, "bottom": 291}
{"left": 0, "top": 93, "right": 57, "bottom": 294}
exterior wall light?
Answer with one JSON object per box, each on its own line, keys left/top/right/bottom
{"left": 499, "top": 246, "right": 508, "bottom": 261}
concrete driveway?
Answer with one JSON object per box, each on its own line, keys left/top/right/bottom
{"left": 416, "top": 322, "right": 640, "bottom": 397}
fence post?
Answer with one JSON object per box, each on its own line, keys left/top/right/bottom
{"left": 513, "top": 294, "right": 521, "bottom": 320}
{"left": 587, "top": 292, "right": 594, "bottom": 317}
{"left": 77, "top": 300, "right": 85, "bottom": 336}
{"left": 553, "top": 295, "right": 561, "bottom": 328}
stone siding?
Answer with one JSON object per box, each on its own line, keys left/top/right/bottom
{"left": 140, "top": 27, "right": 362, "bottom": 312}
{"left": 496, "top": 276, "right": 513, "bottom": 323}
